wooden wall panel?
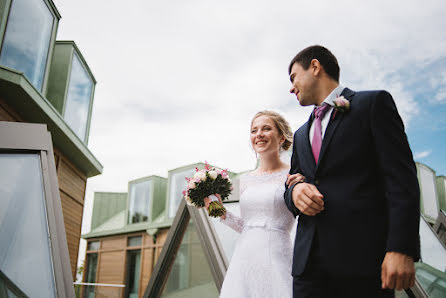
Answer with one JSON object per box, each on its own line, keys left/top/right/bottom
{"left": 97, "top": 251, "right": 126, "bottom": 284}
{"left": 58, "top": 159, "right": 87, "bottom": 204}
{"left": 157, "top": 229, "right": 169, "bottom": 245}
{"left": 139, "top": 248, "right": 154, "bottom": 297}
{"left": 143, "top": 234, "right": 154, "bottom": 246}
{"left": 60, "top": 191, "right": 83, "bottom": 278}
{"left": 101, "top": 236, "right": 126, "bottom": 250}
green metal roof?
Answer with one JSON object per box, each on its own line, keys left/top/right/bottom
{"left": 91, "top": 192, "right": 127, "bottom": 230}
{"left": 83, "top": 209, "right": 173, "bottom": 239}
{"left": 0, "top": 66, "right": 103, "bottom": 177}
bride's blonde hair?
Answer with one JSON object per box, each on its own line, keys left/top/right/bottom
{"left": 251, "top": 110, "right": 293, "bottom": 151}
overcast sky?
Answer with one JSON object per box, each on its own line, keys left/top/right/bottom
{"left": 51, "top": 0, "right": 446, "bottom": 275}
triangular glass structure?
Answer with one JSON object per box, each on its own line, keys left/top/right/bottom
{"left": 144, "top": 198, "right": 229, "bottom": 298}
{"left": 160, "top": 217, "right": 219, "bottom": 297}
{"left": 0, "top": 122, "right": 75, "bottom": 298}
{"left": 0, "top": 153, "right": 56, "bottom": 297}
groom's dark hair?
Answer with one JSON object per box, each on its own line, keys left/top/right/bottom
{"left": 288, "top": 45, "right": 340, "bottom": 82}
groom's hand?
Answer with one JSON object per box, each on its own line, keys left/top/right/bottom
{"left": 291, "top": 183, "right": 324, "bottom": 216}
{"left": 381, "top": 252, "right": 415, "bottom": 290}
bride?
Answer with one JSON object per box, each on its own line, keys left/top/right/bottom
{"left": 206, "top": 111, "right": 303, "bottom": 298}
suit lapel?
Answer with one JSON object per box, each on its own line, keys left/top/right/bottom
{"left": 316, "top": 88, "right": 355, "bottom": 171}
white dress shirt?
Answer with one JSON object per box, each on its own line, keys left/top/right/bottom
{"left": 309, "top": 85, "right": 345, "bottom": 145}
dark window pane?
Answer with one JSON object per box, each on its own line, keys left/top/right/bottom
{"left": 83, "top": 253, "right": 98, "bottom": 298}
{"left": 87, "top": 241, "right": 100, "bottom": 251}
{"left": 128, "top": 236, "right": 142, "bottom": 247}
{"left": 0, "top": 0, "right": 54, "bottom": 90}
{"left": 125, "top": 250, "right": 141, "bottom": 298}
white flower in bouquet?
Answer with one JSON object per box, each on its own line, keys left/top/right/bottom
{"left": 208, "top": 170, "right": 218, "bottom": 180}
{"left": 194, "top": 170, "right": 207, "bottom": 181}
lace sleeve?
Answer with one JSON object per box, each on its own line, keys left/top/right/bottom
{"left": 220, "top": 211, "right": 244, "bottom": 233}
{"left": 219, "top": 174, "right": 246, "bottom": 233}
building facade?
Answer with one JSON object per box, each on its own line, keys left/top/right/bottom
{"left": 0, "top": 0, "right": 102, "bottom": 282}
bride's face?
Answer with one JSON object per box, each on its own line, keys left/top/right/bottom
{"left": 250, "top": 115, "right": 284, "bottom": 155}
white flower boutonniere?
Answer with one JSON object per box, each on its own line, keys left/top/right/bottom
{"left": 332, "top": 95, "right": 350, "bottom": 119}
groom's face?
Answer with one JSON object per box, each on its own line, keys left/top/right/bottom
{"left": 289, "top": 62, "right": 317, "bottom": 106}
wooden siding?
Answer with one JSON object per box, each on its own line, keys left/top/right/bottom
{"left": 97, "top": 251, "right": 126, "bottom": 284}
{"left": 0, "top": 96, "right": 88, "bottom": 279}
{"left": 55, "top": 150, "right": 87, "bottom": 279}
{"left": 59, "top": 190, "right": 83, "bottom": 277}
{"left": 58, "top": 157, "right": 87, "bottom": 204}
{"left": 101, "top": 236, "right": 127, "bottom": 250}
{"left": 139, "top": 248, "right": 154, "bottom": 298}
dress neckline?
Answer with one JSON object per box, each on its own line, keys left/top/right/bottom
{"left": 247, "top": 168, "right": 289, "bottom": 177}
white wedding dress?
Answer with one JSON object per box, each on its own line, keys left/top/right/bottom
{"left": 219, "top": 169, "right": 295, "bottom": 298}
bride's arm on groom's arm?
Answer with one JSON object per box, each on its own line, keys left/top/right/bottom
{"left": 284, "top": 133, "right": 324, "bottom": 217}
{"left": 370, "top": 90, "right": 420, "bottom": 290}
{"left": 284, "top": 134, "right": 301, "bottom": 217}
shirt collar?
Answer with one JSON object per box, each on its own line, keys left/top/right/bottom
{"left": 320, "top": 85, "right": 345, "bottom": 107}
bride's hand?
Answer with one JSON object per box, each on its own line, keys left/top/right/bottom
{"left": 204, "top": 197, "right": 211, "bottom": 209}
{"left": 203, "top": 194, "right": 226, "bottom": 219}
{"left": 286, "top": 173, "right": 305, "bottom": 186}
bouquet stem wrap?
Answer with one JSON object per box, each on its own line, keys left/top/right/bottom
{"left": 208, "top": 194, "right": 226, "bottom": 218}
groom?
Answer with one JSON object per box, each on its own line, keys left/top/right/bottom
{"left": 284, "top": 45, "right": 420, "bottom": 298}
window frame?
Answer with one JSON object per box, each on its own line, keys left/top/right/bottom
{"left": 62, "top": 49, "right": 96, "bottom": 143}
{"left": 127, "top": 177, "right": 154, "bottom": 225}
{"left": 0, "top": 121, "right": 74, "bottom": 298}
{"left": 165, "top": 165, "right": 201, "bottom": 219}
{"left": 0, "top": 0, "right": 61, "bottom": 92}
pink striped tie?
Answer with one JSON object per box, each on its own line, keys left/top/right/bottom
{"left": 312, "top": 104, "right": 329, "bottom": 164}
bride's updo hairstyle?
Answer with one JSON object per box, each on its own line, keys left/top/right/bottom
{"left": 251, "top": 111, "right": 293, "bottom": 151}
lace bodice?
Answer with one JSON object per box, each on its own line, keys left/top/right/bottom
{"left": 221, "top": 169, "right": 295, "bottom": 234}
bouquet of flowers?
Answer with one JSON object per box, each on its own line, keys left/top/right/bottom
{"left": 182, "top": 162, "right": 232, "bottom": 217}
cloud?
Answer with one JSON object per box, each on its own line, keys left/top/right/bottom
{"left": 414, "top": 150, "right": 432, "bottom": 159}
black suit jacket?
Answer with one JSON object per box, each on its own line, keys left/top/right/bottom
{"left": 284, "top": 88, "right": 420, "bottom": 277}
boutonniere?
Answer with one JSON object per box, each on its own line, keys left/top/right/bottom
{"left": 332, "top": 95, "right": 350, "bottom": 120}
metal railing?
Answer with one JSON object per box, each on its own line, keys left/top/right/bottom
{"left": 74, "top": 282, "right": 125, "bottom": 298}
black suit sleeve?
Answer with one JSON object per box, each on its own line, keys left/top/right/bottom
{"left": 284, "top": 132, "right": 302, "bottom": 217}
{"left": 370, "top": 90, "right": 420, "bottom": 261}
